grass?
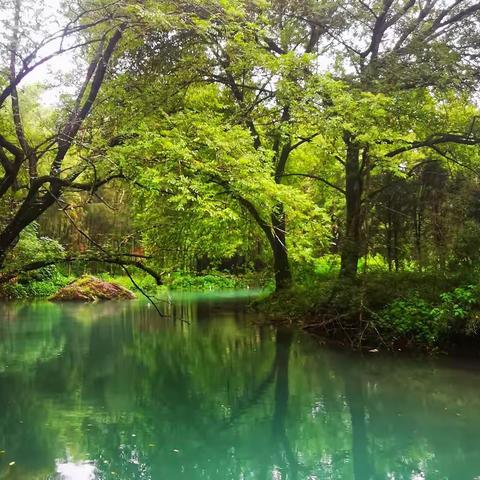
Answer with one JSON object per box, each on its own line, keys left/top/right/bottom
{"left": 0, "top": 268, "right": 267, "bottom": 300}
{"left": 99, "top": 270, "right": 268, "bottom": 294}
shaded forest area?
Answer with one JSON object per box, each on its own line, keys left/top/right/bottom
{"left": 1, "top": 0, "right": 480, "bottom": 350}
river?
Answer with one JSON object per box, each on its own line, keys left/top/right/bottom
{"left": 0, "top": 290, "right": 479, "bottom": 479}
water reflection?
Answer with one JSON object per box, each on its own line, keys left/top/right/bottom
{"left": 0, "top": 293, "right": 480, "bottom": 479}
{"left": 56, "top": 461, "right": 96, "bottom": 480}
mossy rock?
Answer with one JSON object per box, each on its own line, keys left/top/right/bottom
{"left": 49, "top": 275, "right": 135, "bottom": 302}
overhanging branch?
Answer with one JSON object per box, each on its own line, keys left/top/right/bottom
{"left": 0, "top": 256, "right": 163, "bottom": 285}
{"left": 386, "top": 133, "right": 480, "bottom": 157}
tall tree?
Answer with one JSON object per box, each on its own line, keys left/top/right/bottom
{"left": 331, "top": 0, "right": 480, "bottom": 278}
{"left": 101, "top": 0, "right": 341, "bottom": 290}
{"left": 0, "top": 0, "right": 129, "bottom": 269}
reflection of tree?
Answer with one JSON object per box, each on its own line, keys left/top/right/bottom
{"left": 0, "top": 303, "right": 64, "bottom": 374}
{"left": 343, "top": 368, "right": 373, "bottom": 480}
{"left": 4, "top": 298, "right": 480, "bottom": 479}
{"left": 271, "top": 328, "right": 298, "bottom": 480}
{"left": 78, "top": 297, "right": 282, "bottom": 479}
{"left": 0, "top": 373, "right": 60, "bottom": 478}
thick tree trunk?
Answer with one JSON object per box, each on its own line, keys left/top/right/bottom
{"left": 273, "top": 238, "right": 291, "bottom": 291}
{"left": 340, "top": 138, "right": 363, "bottom": 279}
{"left": 271, "top": 110, "right": 293, "bottom": 292}
{"left": 271, "top": 205, "right": 292, "bottom": 291}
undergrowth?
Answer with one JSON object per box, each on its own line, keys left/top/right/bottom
{"left": 262, "top": 270, "right": 480, "bottom": 352}
{"left": 0, "top": 267, "right": 72, "bottom": 299}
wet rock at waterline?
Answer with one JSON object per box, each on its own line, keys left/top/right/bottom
{"left": 49, "top": 275, "right": 135, "bottom": 302}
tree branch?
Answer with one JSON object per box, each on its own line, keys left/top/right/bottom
{"left": 281, "top": 172, "right": 346, "bottom": 195}
{"left": 386, "top": 133, "right": 480, "bottom": 157}
{"left": 208, "top": 174, "right": 275, "bottom": 245}
{"left": 0, "top": 256, "right": 163, "bottom": 285}
{"left": 52, "top": 24, "right": 126, "bottom": 175}
{"left": 289, "top": 132, "right": 322, "bottom": 152}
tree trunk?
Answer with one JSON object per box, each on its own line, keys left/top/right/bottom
{"left": 413, "top": 201, "right": 423, "bottom": 269}
{"left": 386, "top": 213, "right": 393, "bottom": 272}
{"left": 271, "top": 205, "right": 292, "bottom": 291}
{"left": 340, "top": 138, "right": 363, "bottom": 279}
{"left": 393, "top": 219, "right": 400, "bottom": 272}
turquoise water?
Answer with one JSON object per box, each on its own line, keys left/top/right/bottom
{"left": 1, "top": 291, "right": 480, "bottom": 479}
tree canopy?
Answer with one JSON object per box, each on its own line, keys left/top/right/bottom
{"left": 0, "top": 0, "right": 480, "bottom": 294}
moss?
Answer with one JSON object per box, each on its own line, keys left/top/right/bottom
{"left": 49, "top": 275, "right": 135, "bottom": 302}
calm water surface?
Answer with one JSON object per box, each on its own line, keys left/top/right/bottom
{"left": 1, "top": 290, "right": 480, "bottom": 480}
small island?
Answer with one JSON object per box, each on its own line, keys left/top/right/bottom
{"left": 49, "top": 276, "right": 135, "bottom": 302}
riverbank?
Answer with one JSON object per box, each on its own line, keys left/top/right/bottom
{"left": 259, "top": 271, "right": 480, "bottom": 354}
{"left": 4, "top": 266, "right": 480, "bottom": 354}
{"left": 0, "top": 269, "right": 267, "bottom": 300}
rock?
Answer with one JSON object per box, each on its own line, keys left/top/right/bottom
{"left": 49, "top": 275, "right": 135, "bottom": 302}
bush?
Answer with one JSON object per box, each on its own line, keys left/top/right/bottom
{"left": 97, "top": 269, "right": 266, "bottom": 294}
{"left": 0, "top": 271, "right": 71, "bottom": 299}
{"left": 0, "top": 222, "right": 70, "bottom": 299}
{"left": 6, "top": 223, "right": 64, "bottom": 268}
{"left": 259, "top": 265, "right": 480, "bottom": 350}
{"left": 432, "top": 285, "right": 480, "bottom": 336}
{"left": 166, "top": 271, "right": 241, "bottom": 290}
{"left": 376, "top": 296, "right": 446, "bottom": 346}
{"left": 98, "top": 273, "right": 158, "bottom": 294}
{"left": 376, "top": 284, "right": 480, "bottom": 348}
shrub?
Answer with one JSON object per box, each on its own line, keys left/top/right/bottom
{"left": 6, "top": 223, "right": 64, "bottom": 269}
{"left": 376, "top": 296, "right": 447, "bottom": 347}
{"left": 0, "top": 272, "right": 71, "bottom": 299}
{"left": 377, "top": 285, "right": 480, "bottom": 347}
{"left": 0, "top": 222, "right": 69, "bottom": 299}
{"left": 432, "top": 285, "right": 480, "bottom": 336}
{"left": 166, "top": 271, "right": 240, "bottom": 290}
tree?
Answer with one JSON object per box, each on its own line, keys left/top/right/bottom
{"left": 96, "top": 0, "right": 341, "bottom": 291}
{"left": 0, "top": 0, "right": 128, "bottom": 270}
{"left": 310, "top": 0, "right": 480, "bottom": 278}
{"left": 125, "top": 0, "right": 480, "bottom": 285}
